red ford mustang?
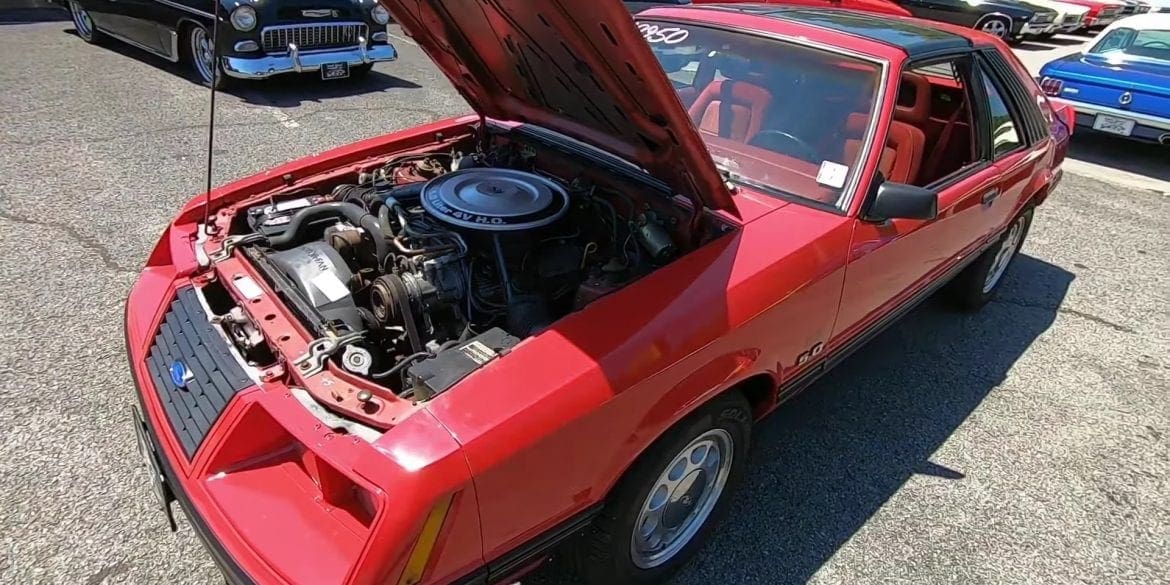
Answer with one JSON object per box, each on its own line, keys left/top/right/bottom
{"left": 124, "top": 2, "right": 1074, "bottom": 584}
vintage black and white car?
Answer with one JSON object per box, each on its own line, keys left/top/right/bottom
{"left": 58, "top": 0, "right": 398, "bottom": 87}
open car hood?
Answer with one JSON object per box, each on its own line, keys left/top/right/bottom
{"left": 379, "top": 0, "right": 739, "bottom": 215}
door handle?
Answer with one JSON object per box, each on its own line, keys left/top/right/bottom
{"left": 981, "top": 189, "right": 1000, "bottom": 206}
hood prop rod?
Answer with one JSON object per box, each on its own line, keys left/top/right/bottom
{"left": 201, "top": 1, "right": 223, "bottom": 235}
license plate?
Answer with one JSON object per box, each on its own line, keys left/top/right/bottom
{"left": 131, "top": 405, "right": 177, "bottom": 530}
{"left": 321, "top": 62, "right": 349, "bottom": 80}
{"left": 1092, "top": 113, "right": 1135, "bottom": 136}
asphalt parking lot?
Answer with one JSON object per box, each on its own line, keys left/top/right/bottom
{"left": 0, "top": 11, "right": 1167, "bottom": 585}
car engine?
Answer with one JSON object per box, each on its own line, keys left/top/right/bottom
{"left": 238, "top": 146, "right": 678, "bottom": 399}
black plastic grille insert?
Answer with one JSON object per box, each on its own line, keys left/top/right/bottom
{"left": 146, "top": 287, "right": 253, "bottom": 459}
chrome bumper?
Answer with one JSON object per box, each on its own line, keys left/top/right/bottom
{"left": 1021, "top": 22, "right": 1058, "bottom": 35}
{"left": 222, "top": 42, "right": 397, "bottom": 79}
{"left": 1057, "top": 98, "right": 1170, "bottom": 132}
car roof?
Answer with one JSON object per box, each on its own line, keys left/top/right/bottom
{"left": 642, "top": 4, "right": 988, "bottom": 59}
{"left": 1103, "top": 12, "right": 1170, "bottom": 31}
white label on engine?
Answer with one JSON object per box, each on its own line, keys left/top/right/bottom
{"left": 460, "top": 341, "right": 496, "bottom": 365}
{"left": 233, "top": 275, "right": 263, "bottom": 299}
{"left": 271, "top": 198, "right": 312, "bottom": 213}
{"left": 311, "top": 271, "right": 350, "bottom": 303}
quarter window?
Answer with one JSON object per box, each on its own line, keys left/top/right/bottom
{"left": 979, "top": 71, "right": 1022, "bottom": 158}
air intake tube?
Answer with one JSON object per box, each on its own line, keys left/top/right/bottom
{"left": 265, "top": 202, "right": 390, "bottom": 264}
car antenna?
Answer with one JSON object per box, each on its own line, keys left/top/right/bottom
{"left": 202, "top": 1, "right": 222, "bottom": 235}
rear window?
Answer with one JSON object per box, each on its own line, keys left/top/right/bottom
{"left": 1089, "top": 27, "right": 1170, "bottom": 62}
{"left": 638, "top": 20, "right": 884, "bottom": 208}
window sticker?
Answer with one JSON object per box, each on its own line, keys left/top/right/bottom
{"left": 816, "top": 161, "right": 850, "bottom": 189}
{"left": 637, "top": 23, "right": 690, "bottom": 44}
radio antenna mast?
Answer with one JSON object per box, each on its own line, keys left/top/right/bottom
{"left": 201, "top": 2, "right": 222, "bottom": 234}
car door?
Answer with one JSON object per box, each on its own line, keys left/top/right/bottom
{"left": 831, "top": 54, "right": 1002, "bottom": 347}
{"left": 973, "top": 50, "right": 1051, "bottom": 240}
{"left": 102, "top": 0, "right": 172, "bottom": 54}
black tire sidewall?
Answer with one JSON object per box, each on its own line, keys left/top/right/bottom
{"left": 184, "top": 24, "right": 227, "bottom": 89}
{"left": 976, "top": 15, "right": 1011, "bottom": 39}
{"left": 949, "top": 207, "right": 1034, "bottom": 311}
{"left": 69, "top": 1, "right": 100, "bottom": 43}
{"left": 579, "top": 393, "right": 752, "bottom": 585}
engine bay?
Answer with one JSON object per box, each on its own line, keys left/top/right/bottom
{"left": 222, "top": 138, "right": 710, "bottom": 402}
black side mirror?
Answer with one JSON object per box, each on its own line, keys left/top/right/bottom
{"left": 863, "top": 177, "right": 938, "bottom": 222}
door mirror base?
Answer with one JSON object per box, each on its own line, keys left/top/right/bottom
{"left": 862, "top": 174, "right": 939, "bottom": 222}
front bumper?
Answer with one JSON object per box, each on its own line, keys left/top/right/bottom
{"left": 1021, "top": 21, "right": 1059, "bottom": 35}
{"left": 123, "top": 256, "right": 482, "bottom": 584}
{"left": 129, "top": 392, "right": 254, "bottom": 585}
{"left": 222, "top": 42, "right": 397, "bottom": 79}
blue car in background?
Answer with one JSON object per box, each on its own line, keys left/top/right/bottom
{"left": 1039, "top": 13, "right": 1170, "bottom": 144}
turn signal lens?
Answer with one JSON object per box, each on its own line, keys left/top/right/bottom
{"left": 371, "top": 4, "right": 391, "bottom": 25}
{"left": 1039, "top": 76, "right": 1064, "bottom": 97}
{"left": 230, "top": 6, "right": 257, "bottom": 32}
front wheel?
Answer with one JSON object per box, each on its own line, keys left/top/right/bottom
{"left": 67, "top": 0, "right": 102, "bottom": 44}
{"left": 572, "top": 392, "right": 752, "bottom": 584}
{"left": 976, "top": 15, "right": 1012, "bottom": 39}
{"left": 184, "top": 24, "right": 229, "bottom": 89}
{"left": 947, "top": 207, "right": 1033, "bottom": 311}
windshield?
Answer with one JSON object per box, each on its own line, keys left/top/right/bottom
{"left": 638, "top": 20, "right": 884, "bottom": 208}
{"left": 1088, "top": 27, "right": 1170, "bottom": 62}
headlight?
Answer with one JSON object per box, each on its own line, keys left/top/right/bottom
{"left": 371, "top": 4, "right": 390, "bottom": 25}
{"left": 230, "top": 6, "right": 257, "bottom": 32}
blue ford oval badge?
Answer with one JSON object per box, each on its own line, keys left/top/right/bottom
{"left": 170, "top": 361, "right": 194, "bottom": 389}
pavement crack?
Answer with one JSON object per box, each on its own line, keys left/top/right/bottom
{"left": 995, "top": 297, "right": 1136, "bottom": 334}
{"left": 1058, "top": 307, "right": 1137, "bottom": 334}
{"left": 84, "top": 561, "right": 129, "bottom": 585}
{"left": 0, "top": 207, "right": 137, "bottom": 274}
{"left": 2, "top": 119, "right": 277, "bottom": 148}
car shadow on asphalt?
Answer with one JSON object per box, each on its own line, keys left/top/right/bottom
{"left": 528, "top": 254, "right": 1073, "bottom": 585}
{"left": 60, "top": 27, "right": 420, "bottom": 105}
{"left": 1069, "top": 134, "right": 1170, "bottom": 185}
{"left": 0, "top": 7, "right": 68, "bottom": 25}
{"left": 229, "top": 72, "right": 422, "bottom": 108}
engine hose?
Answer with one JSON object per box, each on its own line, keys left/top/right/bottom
{"left": 377, "top": 205, "right": 396, "bottom": 239}
{"left": 370, "top": 350, "right": 431, "bottom": 379}
{"left": 266, "top": 202, "right": 390, "bottom": 265}
{"left": 380, "top": 181, "right": 425, "bottom": 204}
{"left": 384, "top": 274, "right": 425, "bottom": 353}
{"left": 492, "top": 234, "right": 514, "bottom": 303}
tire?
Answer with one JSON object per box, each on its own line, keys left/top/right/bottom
{"left": 183, "top": 23, "right": 230, "bottom": 89}
{"left": 947, "top": 207, "right": 1034, "bottom": 312}
{"left": 67, "top": 0, "right": 102, "bottom": 44}
{"left": 572, "top": 392, "right": 752, "bottom": 585}
{"left": 975, "top": 15, "right": 1012, "bottom": 40}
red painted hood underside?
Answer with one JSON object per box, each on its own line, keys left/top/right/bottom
{"left": 378, "top": 0, "right": 739, "bottom": 216}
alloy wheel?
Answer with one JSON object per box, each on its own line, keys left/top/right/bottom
{"left": 981, "top": 18, "right": 1009, "bottom": 38}
{"left": 189, "top": 26, "right": 216, "bottom": 85}
{"left": 983, "top": 215, "right": 1025, "bottom": 293}
{"left": 630, "top": 429, "right": 734, "bottom": 569}
{"left": 68, "top": 0, "right": 95, "bottom": 41}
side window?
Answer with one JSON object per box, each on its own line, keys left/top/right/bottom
{"left": 981, "top": 50, "right": 1047, "bottom": 142}
{"left": 900, "top": 57, "right": 980, "bottom": 187}
{"left": 1091, "top": 28, "right": 1137, "bottom": 53}
{"left": 979, "top": 70, "right": 1022, "bottom": 159}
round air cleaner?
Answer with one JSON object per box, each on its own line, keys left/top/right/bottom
{"left": 421, "top": 168, "right": 570, "bottom": 232}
